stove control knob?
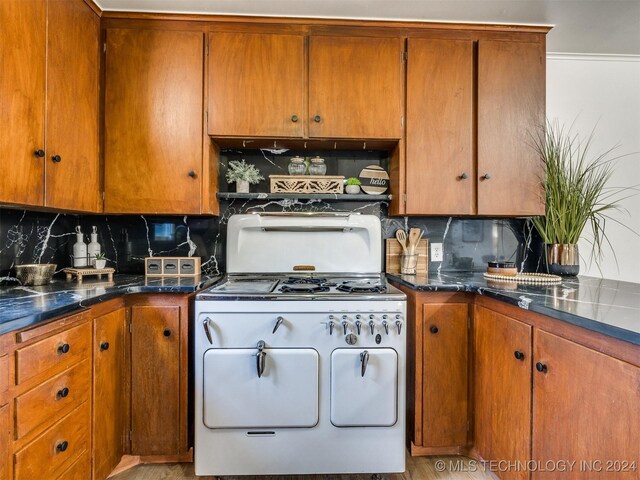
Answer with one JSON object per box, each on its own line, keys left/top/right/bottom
{"left": 368, "top": 320, "right": 375, "bottom": 335}
{"left": 328, "top": 321, "right": 335, "bottom": 336}
{"left": 395, "top": 320, "right": 403, "bottom": 335}
{"left": 382, "top": 320, "right": 389, "bottom": 335}
{"left": 341, "top": 321, "right": 349, "bottom": 335}
{"left": 355, "top": 320, "right": 362, "bottom": 335}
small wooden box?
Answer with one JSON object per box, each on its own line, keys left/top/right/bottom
{"left": 385, "top": 238, "right": 429, "bottom": 275}
{"left": 269, "top": 175, "right": 344, "bottom": 194}
{"left": 144, "top": 257, "right": 201, "bottom": 277}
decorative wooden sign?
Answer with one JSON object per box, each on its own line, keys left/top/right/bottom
{"left": 359, "top": 165, "right": 389, "bottom": 194}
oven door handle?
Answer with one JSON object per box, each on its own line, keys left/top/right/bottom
{"left": 256, "top": 340, "right": 267, "bottom": 378}
{"left": 360, "top": 350, "right": 369, "bottom": 377}
{"left": 203, "top": 317, "right": 213, "bottom": 344}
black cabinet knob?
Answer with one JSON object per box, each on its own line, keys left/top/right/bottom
{"left": 514, "top": 351, "right": 525, "bottom": 361}
{"left": 188, "top": 170, "right": 197, "bottom": 178}
{"left": 56, "top": 387, "right": 69, "bottom": 399}
{"left": 100, "top": 342, "right": 110, "bottom": 351}
{"left": 430, "top": 325, "right": 438, "bottom": 334}
{"left": 481, "top": 173, "right": 491, "bottom": 180}
{"left": 313, "top": 115, "right": 321, "bottom": 123}
{"left": 291, "top": 115, "right": 299, "bottom": 123}
{"left": 56, "top": 441, "right": 69, "bottom": 453}
{"left": 535, "top": 362, "right": 548, "bottom": 373}
{"left": 51, "top": 154, "right": 61, "bottom": 163}
{"left": 58, "top": 343, "right": 70, "bottom": 354}
{"left": 163, "top": 329, "right": 171, "bottom": 337}
{"left": 458, "top": 172, "right": 468, "bottom": 180}
{"left": 34, "top": 149, "right": 45, "bottom": 158}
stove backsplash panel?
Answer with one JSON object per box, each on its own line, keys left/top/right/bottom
{"left": 0, "top": 150, "right": 542, "bottom": 281}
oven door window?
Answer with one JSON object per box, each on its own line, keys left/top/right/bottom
{"left": 330, "top": 348, "right": 398, "bottom": 427}
{"left": 203, "top": 348, "right": 319, "bottom": 429}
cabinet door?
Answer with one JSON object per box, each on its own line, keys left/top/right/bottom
{"left": 105, "top": 28, "right": 204, "bottom": 214}
{"left": 406, "top": 39, "right": 474, "bottom": 215}
{"left": 45, "top": 0, "right": 100, "bottom": 212}
{"left": 421, "top": 303, "right": 469, "bottom": 447}
{"left": 478, "top": 39, "right": 545, "bottom": 216}
{"left": 533, "top": 330, "right": 640, "bottom": 479}
{"left": 308, "top": 36, "right": 403, "bottom": 139}
{"left": 0, "top": 0, "right": 46, "bottom": 206}
{"left": 93, "top": 308, "right": 126, "bottom": 480}
{"left": 474, "top": 306, "right": 532, "bottom": 480}
{"left": 0, "top": 403, "right": 8, "bottom": 480}
{"left": 130, "top": 306, "right": 180, "bottom": 455}
{"left": 208, "top": 32, "right": 304, "bottom": 137}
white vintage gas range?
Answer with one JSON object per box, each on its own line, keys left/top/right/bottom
{"left": 194, "top": 212, "right": 406, "bottom": 476}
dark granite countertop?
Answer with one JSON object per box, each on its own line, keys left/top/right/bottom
{"left": 387, "top": 272, "right": 640, "bottom": 346}
{"left": 0, "top": 274, "right": 221, "bottom": 336}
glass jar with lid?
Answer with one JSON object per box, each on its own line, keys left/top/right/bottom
{"left": 308, "top": 156, "right": 327, "bottom": 176}
{"left": 288, "top": 156, "right": 306, "bottom": 175}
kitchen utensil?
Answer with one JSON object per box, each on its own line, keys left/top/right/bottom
{"left": 395, "top": 230, "right": 408, "bottom": 254}
{"left": 15, "top": 264, "right": 56, "bottom": 286}
{"left": 408, "top": 228, "right": 422, "bottom": 255}
{"left": 385, "top": 238, "right": 429, "bottom": 275}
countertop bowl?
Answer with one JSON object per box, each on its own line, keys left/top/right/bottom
{"left": 15, "top": 264, "right": 57, "bottom": 286}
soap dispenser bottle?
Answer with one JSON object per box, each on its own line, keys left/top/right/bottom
{"left": 73, "top": 226, "right": 88, "bottom": 268}
{"left": 87, "top": 226, "right": 101, "bottom": 267}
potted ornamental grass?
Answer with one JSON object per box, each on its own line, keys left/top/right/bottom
{"left": 532, "top": 120, "right": 638, "bottom": 276}
{"left": 226, "top": 159, "right": 264, "bottom": 193}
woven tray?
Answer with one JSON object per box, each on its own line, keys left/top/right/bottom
{"left": 64, "top": 267, "right": 114, "bottom": 283}
{"left": 483, "top": 272, "right": 562, "bottom": 284}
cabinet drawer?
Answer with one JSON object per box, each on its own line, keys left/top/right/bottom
{"left": 55, "top": 451, "right": 90, "bottom": 480}
{"left": 14, "top": 401, "right": 90, "bottom": 480}
{"left": 16, "top": 322, "right": 90, "bottom": 385}
{"left": 15, "top": 359, "right": 90, "bottom": 439}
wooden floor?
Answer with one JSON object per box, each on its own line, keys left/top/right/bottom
{"left": 111, "top": 454, "right": 494, "bottom": 480}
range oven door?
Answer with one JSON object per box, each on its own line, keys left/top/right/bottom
{"left": 202, "top": 347, "right": 319, "bottom": 429}
{"left": 330, "top": 347, "right": 398, "bottom": 427}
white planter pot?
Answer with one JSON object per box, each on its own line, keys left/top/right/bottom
{"left": 345, "top": 185, "right": 361, "bottom": 194}
{"left": 95, "top": 259, "right": 107, "bottom": 269}
{"left": 236, "top": 180, "right": 250, "bottom": 193}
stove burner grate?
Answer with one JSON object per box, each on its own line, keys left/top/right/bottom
{"left": 284, "top": 277, "right": 328, "bottom": 285}
{"left": 279, "top": 284, "right": 331, "bottom": 294}
{"left": 336, "top": 282, "right": 386, "bottom": 294}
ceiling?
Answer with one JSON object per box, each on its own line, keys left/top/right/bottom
{"left": 95, "top": 0, "right": 640, "bottom": 55}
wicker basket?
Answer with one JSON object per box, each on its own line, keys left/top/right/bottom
{"left": 15, "top": 264, "right": 57, "bottom": 286}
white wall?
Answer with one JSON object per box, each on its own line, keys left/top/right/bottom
{"left": 547, "top": 54, "right": 640, "bottom": 282}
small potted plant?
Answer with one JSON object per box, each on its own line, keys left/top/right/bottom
{"left": 345, "top": 177, "right": 362, "bottom": 194}
{"left": 226, "top": 159, "right": 264, "bottom": 193}
{"left": 94, "top": 253, "right": 107, "bottom": 269}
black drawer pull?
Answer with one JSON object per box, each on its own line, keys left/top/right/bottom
{"left": 56, "top": 441, "right": 69, "bottom": 453}
{"left": 100, "top": 342, "right": 110, "bottom": 351}
{"left": 163, "top": 329, "right": 171, "bottom": 337}
{"left": 536, "top": 362, "right": 548, "bottom": 373}
{"left": 430, "top": 325, "right": 438, "bottom": 334}
{"left": 56, "top": 387, "right": 69, "bottom": 399}
{"left": 57, "top": 343, "right": 70, "bottom": 354}
{"left": 514, "top": 351, "right": 525, "bottom": 361}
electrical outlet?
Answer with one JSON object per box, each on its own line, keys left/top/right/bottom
{"left": 431, "top": 243, "right": 443, "bottom": 262}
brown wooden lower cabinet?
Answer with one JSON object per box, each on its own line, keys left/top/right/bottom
{"left": 93, "top": 307, "right": 127, "bottom": 480}
{"left": 473, "top": 305, "right": 532, "bottom": 480}
{"left": 421, "top": 303, "right": 470, "bottom": 449}
{"left": 0, "top": 403, "right": 9, "bottom": 480}
{"left": 532, "top": 329, "right": 640, "bottom": 479}
{"left": 130, "top": 302, "right": 183, "bottom": 456}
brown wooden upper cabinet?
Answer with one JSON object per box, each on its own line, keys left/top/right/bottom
{"left": 402, "top": 35, "right": 545, "bottom": 216}
{"left": 207, "top": 33, "right": 403, "bottom": 140}
{"left": 104, "top": 28, "right": 206, "bottom": 214}
{"left": 478, "top": 39, "right": 546, "bottom": 216}
{"left": 0, "top": 0, "right": 100, "bottom": 212}
{"left": 308, "top": 36, "right": 403, "bottom": 139}
{"left": 405, "top": 38, "right": 475, "bottom": 215}
{"left": 208, "top": 32, "right": 305, "bottom": 138}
